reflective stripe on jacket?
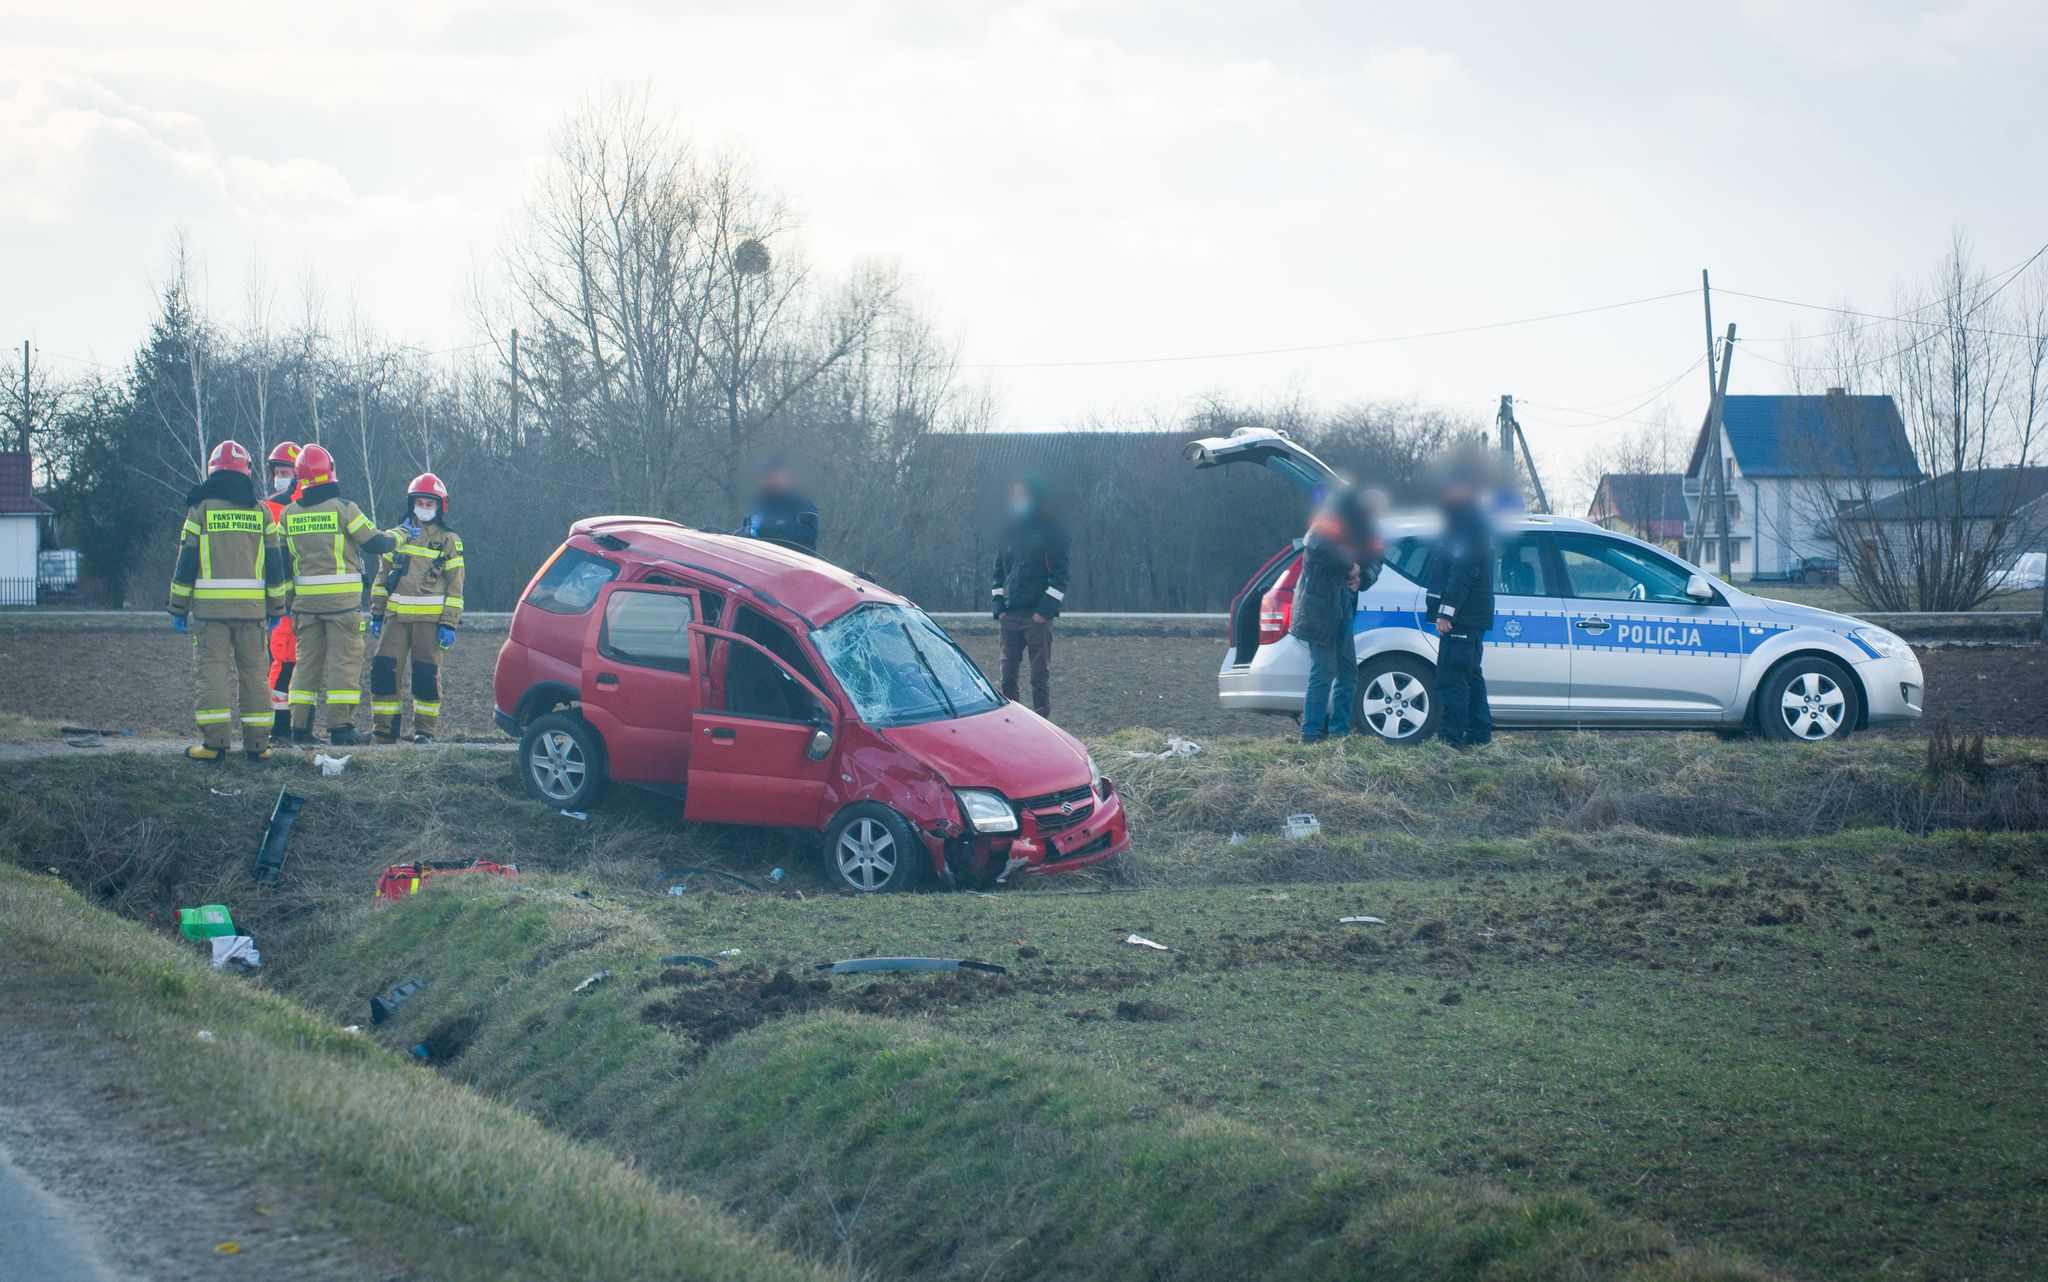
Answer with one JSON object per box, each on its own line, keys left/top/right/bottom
{"left": 168, "top": 500, "right": 288, "bottom": 622}
{"left": 282, "top": 495, "right": 383, "bottom": 613}
{"left": 370, "top": 524, "right": 466, "bottom": 626}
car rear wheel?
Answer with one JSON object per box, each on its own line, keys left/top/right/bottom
{"left": 824, "top": 803, "right": 927, "bottom": 894}
{"left": 1354, "top": 655, "right": 1441, "bottom": 745}
{"left": 520, "top": 710, "right": 610, "bottom": 809}
{"left": 1758, "top": 657, "right": 1859, "bottom": 743}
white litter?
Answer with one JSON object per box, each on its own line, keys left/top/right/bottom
{"left": 1125, "top": 737, "right": 1202, "bottom": 759}
{"left": 1227, "top": 832, "right": 1247, "bottom": 847}
{"left": 311, "top": 753, "right": 350, "bottom": 777}
{"left": 559, "top": 809, "right": 588, "bottom": 821}
{"left": 343, "top": 1025, "right": 363, "bottom": 1035}
{"left": 1124, "top": 934, "right": 1171, "bottom": 951}
{"left": 194, "top": 1029, "right": 218, "bottom": 1042}
{"left": 209, "top": 935, "right": 262, "bottom": 970}
{"left": 1284, "top": 813, "right": 1321, "bottom": 840}
{"left": 716, "top": 948, "right": 742, "bottom": 958}
{"left": 209, "top": 787, "right": 240, "bottom": 798}
{"left": 1339, "top": 916, "right": 1385, "bottom": 925}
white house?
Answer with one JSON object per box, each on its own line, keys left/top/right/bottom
{"left": 0, "top": 451, "right": 51, "bottom": 605}
{"left": 1685, "top": 390, "right": 1920, "bottom": 580}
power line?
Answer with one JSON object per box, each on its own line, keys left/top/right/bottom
{"left": 1519, "top": 354, "right": 1708, "bottom": 423}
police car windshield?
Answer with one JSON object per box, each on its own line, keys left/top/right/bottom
{"left": 811, "top": 604, "right": 1003, "bottom": 727}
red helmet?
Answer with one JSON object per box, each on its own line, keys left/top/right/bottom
{"left": 407, "top": 472, "right": 449, "bottom": 514}
{"left": 295, "top": 443, "right": 336, "bottom": 485}
{"left": 266, "top": 441, "right": 301, "bottom": 468}
{"left": 207, "top": 441, "right": 253, "bottom": 475}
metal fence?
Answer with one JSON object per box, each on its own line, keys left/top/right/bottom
{"left": 0, "top": 578, "right": 37, "bottom": 606}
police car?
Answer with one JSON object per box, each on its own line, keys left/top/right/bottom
{"left": 1187, "top": 427, "right": 1925, "bottom": 744}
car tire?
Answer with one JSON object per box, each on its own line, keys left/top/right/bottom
{"left": 824, "top": 803, "right": 928, "bottom": 894}
{"left": 1354, "top": 655, "right": 1441, "bottom": 745}
{"left": 519, "top": 710, "right": 610, "bottom": 809}
{"left": 1757, "top": 657, "right": 1859, "bottom": 744}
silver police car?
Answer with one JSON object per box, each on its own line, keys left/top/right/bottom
{"left": 1188, "top": 427, "right": 1925, "bottom": 744}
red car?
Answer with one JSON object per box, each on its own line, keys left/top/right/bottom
{"left": 492, "top": 517, "right": 1130, "bottom": 892}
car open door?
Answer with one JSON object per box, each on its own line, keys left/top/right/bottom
{"left": 683, "top": 620, "right": 838, "bottom": 827}
{"left": 1183, "top": 426, "right": 1343, "bottom": 495}
{"left": 578, "top": 582, "right": 703, "bottom": 792}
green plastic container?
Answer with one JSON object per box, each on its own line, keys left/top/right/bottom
{"left": 178, "top": 904, "right": 236, "bottom": 941}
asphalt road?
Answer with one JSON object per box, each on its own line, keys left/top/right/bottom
{"left": 0, "top": 1145, "right": 120, "bottom": 1282}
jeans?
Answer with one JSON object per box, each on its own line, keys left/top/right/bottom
{"left": 1301, "top": 627, "right": 1357, "bottom": 740}
{"left": 1436, "top": 633, "right": 1492, "bottom": 746}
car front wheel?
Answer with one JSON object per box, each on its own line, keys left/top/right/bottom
{"left": 1758, "top": 657, "right": 1859, "bottom": 743}
{"left": 1354, "top": 655, "right": 1441, "bottom": 745}
{"left": 519, "top": 710, "right": 610, "bottom": 809}
{"left": 823, "top": 803, "right": 928, "bottom": 893}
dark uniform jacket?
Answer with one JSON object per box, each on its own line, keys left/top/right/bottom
{"left": 739, "top": 490, "right": 820, "bottom": 554}
{"left": 992, "top": 511, "right": 1072, "bottom": 619}
{"left": 1427, "top": 499, "right": 1495, "bottom": 636}
{"left": 1289, "top": 493, "right": 1381, "bottom": 647}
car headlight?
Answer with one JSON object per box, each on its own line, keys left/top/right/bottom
{"left": 1087, "top": 753, "right": 1104, "bottom": 796}
{"left": 1852, "top": 627, "right": 1913, "bottom": 660}
{"left": 954, "top": 789, "right": 1019, "bottom": 834}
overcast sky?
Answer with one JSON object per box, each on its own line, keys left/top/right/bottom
{"left": 3, "top": 0, "right": 2044, "bottom": 496}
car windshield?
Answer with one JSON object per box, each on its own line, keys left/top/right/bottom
{"left": 810, "top": 603, "right": 1003, "bottom": 727}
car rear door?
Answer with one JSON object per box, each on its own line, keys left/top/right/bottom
{"left": 578, "top": 582, "right": 702, "bottom": 791}
{"left": 1552, "top": 532, "right": 1742, "bottom": 719}
{"left": 683, "top": 606, "right": 837, "bottom": 827}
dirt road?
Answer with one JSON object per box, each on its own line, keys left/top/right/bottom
{"left": 0, "top": 617, "right": 2041, "bottom": 742}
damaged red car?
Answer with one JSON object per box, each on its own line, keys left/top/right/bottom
{"left": 493, "top": 517, "right": 1130, "bottom": 892}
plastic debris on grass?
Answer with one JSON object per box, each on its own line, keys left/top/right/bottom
{"left": 312, "top": 752, "right": 350, "bottom": 777}
{"left": 558, "top": 809, "right": 588, "bottom": 821}
{"left": 210, "top": 935, "right": 262, "bottom": 970}
{"left": 573, "top": 970, "right": 612, "bottom": 993}
{"left": 371, "top": 979, "right": 424, "bottom": 1025}
{"left": 1124, "top": 736, "right": 1201, "bottom": 759}
{"left": 1339, "top": 916, "right": 1386, "bottom": 926}
{"left": 1124, "top": 934, "right": 1171, "bottom": 951}
{"left": 251, "top": 786, "right": 306, "bottom": 885}
{"left": 1284, "top": 813, "right": 1321, "bottom": 840}
{"left": 179, "top": 903, "right": 237, "bottom": 940}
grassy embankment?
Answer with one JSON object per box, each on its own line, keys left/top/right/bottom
{"left": 6, "top": 733, "right": 2046, "bottom": 1278}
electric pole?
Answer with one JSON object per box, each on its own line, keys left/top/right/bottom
{"left": 1708, "top": 322, "right": 1737, "bottom": 579}
{"left": 508, "top": 327, "right": 520, "bottom": 442}
{"left": 1497, "top": 395, "right": 1549, "bottom": 513}
{"left": 19, "top": 341, "right": 29, "bottom": 454}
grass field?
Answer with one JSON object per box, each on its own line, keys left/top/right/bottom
{"left": 4, "top": 733, "right": 2045, "bottom": 1279}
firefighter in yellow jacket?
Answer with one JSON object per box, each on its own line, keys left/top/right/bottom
{"left": 167, "top": 441, "right": 291, "bottom": 761}
{"left": 370, "top": 473, "right": 465, "bottom": 744}
{"left": 280, "top": 444, "right": 396, "bottom": 745}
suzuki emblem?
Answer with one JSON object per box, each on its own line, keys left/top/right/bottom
{"left": 1060, "top": 800, "right": 1077, "bottom": 815}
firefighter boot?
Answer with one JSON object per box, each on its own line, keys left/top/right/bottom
{"left": 185, "top": 744, "right": 227, "bottom": 762}
{"left": 330, "top": 725, "right": 362, "bottom": 747}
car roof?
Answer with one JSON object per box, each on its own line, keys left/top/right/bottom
{"left": 1378, "top": 511, "right": 1604, "bottom": 535}
{"left": 570, "top": 517, "right": 909, "bottom": 626}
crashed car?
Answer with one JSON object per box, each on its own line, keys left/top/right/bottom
{"left": 493, "top": 517, "right": 1129, "bottom": 891}
{"left": 1187, "top": 426, "right": 1925, "bottom": 744}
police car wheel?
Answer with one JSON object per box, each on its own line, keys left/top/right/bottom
{"left": 520, "top": 710, "right": 610, "bottom": 809}
{"left": 824, "top": 804, "right": 927, "bottom": 894}
{"left": 1355, "top": 657, "right": 1440, "bottom": 745}
{"left": 1758, "top": 658, "right": 1859, "bottom": 744}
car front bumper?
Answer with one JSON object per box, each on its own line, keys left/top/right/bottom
{"left": 1855, "top": 651, "right": 1925, "bottom": 725}
{"left": 945, "top": 782, "right": 1131, "bottom": 884}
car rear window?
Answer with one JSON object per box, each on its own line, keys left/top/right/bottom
{"left": 524, "top": 546, "right": 618, "bottom": 615}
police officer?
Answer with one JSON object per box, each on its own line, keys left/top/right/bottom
{"left": 261, "top": 441, "right": 302, "bottom": 736}
{"left": 991, "top": 475, "right": 1070, "bottom": 720}
{"left": 1290, "top": 487, "right": 1382, "bottom": 743}
{"left": 735, "top": 456, "right": 819, "bottom": 554}
{"left": 369, "top": 473, "right": 465, "bottom": 744}
{"left": 1426, "top": 469, "right": 1494, "bottom": 748}
{"left": 280, "top": 444, "right": 396, "bottom": 745}
{"left": 167, "top": 441, "right": 290, "bottom": 761}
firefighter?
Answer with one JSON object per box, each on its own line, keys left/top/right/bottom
{"left": 261, "top": 441, "right": 302, "bottom": 736}
{"left": 167, "top": 441, "right": 290, "bottom": 761}
{"left": 369, "top": 473, "right": 465, "bottom": 744}
{"left": 280, "top": 444, "right": 396, "bottom": 745}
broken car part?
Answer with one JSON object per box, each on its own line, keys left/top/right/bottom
{"left": 370, "top": 979, "right": 424, "bottom": 1025}
{"left": 250, "top": 787, "right": 307, "bottom": 885}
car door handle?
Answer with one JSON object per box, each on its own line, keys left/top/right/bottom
{"left": 595, "top": 673, "right": 619, "bottom": 687}
{"left": 1573, "top": 616, "right": 1610, "bottom": 634}
{"left": 707, "top": 727, "right": 736, "bottom": 742}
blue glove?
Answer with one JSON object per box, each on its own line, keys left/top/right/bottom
{"left": 400, "top": 517, "right": 423, "bottom": 538}
{"left": 438, "top": 625, "right": 456, "bottom": 649}
{"left": 369, "top": 618, "right": 383, "bottom": 640}
{"left": 170, "top": 612, "right": 188, "bottom": 634}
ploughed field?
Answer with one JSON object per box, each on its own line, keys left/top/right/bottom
{"left": 0, "top": 614, "right": 2042, "bottom": 742}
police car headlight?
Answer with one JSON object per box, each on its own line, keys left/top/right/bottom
{"left": 1852, "top": 627, "right": 1913, "bottom": 660}
{"left": 954, "top": 789, "right": 1019, "bottom": 834}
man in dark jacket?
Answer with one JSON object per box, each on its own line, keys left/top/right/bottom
{"left": 1289, "top": 487, "right": 1381, "bottom": 742}
{"left": 1426, "top": 471, "right": 1495, "bottom": 747}
{"left": 737, "top": 457, "right": 820, "bottom": 554}
{"left": 991, "top": 475, "right": 1070, "bottom": 719}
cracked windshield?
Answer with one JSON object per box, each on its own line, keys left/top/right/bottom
{"left": 811, "top": 604, "right": 1001, "bottom": 727}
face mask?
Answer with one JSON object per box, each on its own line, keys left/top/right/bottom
{"left": 414, "top": 503, "right": 438, "bottom": 524}
{"left": 272, "top": 473, "right": 295, "bottom": 496}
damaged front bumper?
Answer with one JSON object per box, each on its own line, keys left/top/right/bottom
{"left": 940, "top": 780, "right": 1131, "bottom": 886}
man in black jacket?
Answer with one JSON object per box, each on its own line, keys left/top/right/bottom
{"left": 736, "top": 457, "right": 820, "bottom": 554}
{"left": 991, "top": 475, "right": 1069, "bottom": 719}
{"left": 1289, "top": 487, "right": 1381, "bottom": 742}
{"left": 1426, "top": 471, "right": 1495, "bottom": 747}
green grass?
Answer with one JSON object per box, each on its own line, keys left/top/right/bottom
{"left": 0, "top": 865, "right": 820, "bottom": 1282}
{"left": 1742, "top": 583, "right": 2042, "bottom": 614}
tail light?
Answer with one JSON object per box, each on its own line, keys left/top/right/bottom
{"left": 1258, "top": 559, "right": 1304, "bottom": 644}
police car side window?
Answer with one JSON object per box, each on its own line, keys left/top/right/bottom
{"left": 1383, "top": 537, "right": 1435, "bottom": 583}
{"left": 1555, "top": 534, "right": 1693, "bottom": 604}
{"left": 1493, "top": 535, "right": 1555, "bottom": 596}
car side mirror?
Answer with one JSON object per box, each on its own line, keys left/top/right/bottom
{"left": 806, "top": 709, "right": 834, "bottom": 762}
{"left": 1685, "top": 574, "right": 1714, "bottom": 603}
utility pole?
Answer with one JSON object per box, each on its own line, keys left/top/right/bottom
{"left": 1497, "top": 395, "right": 1549, "bottom": 513}
{"left": 19, "top": 341, "right": 29, "bottom": 454}
{"left": 508, "top": 327, "right": 520, "bottom": 442}
{"left": 1708, "top": 322, "right": 1737, "bottom": 579}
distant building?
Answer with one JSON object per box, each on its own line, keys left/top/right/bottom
{"left": 0, "top": 452, "right": 51, "bottom": 605}
{"left": 1685, "top": 389, "right": 1920, "bottom": 580}
{"left": 1587, "top": 473, "right": 1687, "bottom": 548}
{"left": 1839, "top": 465, "right": 2048, "bottom": 586}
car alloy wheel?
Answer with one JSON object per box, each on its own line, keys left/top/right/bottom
{"left": 531, "top": 729, "right": 587, "bottom": 801}
{"left": 837, "top": 818, "right": 898, "bottom": 891}
{"left": 1363, "top": 670, "right": 1430, "bottom": 740}
{"left": 1779, "top": 670, "right": 1846, "bottom": 740}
